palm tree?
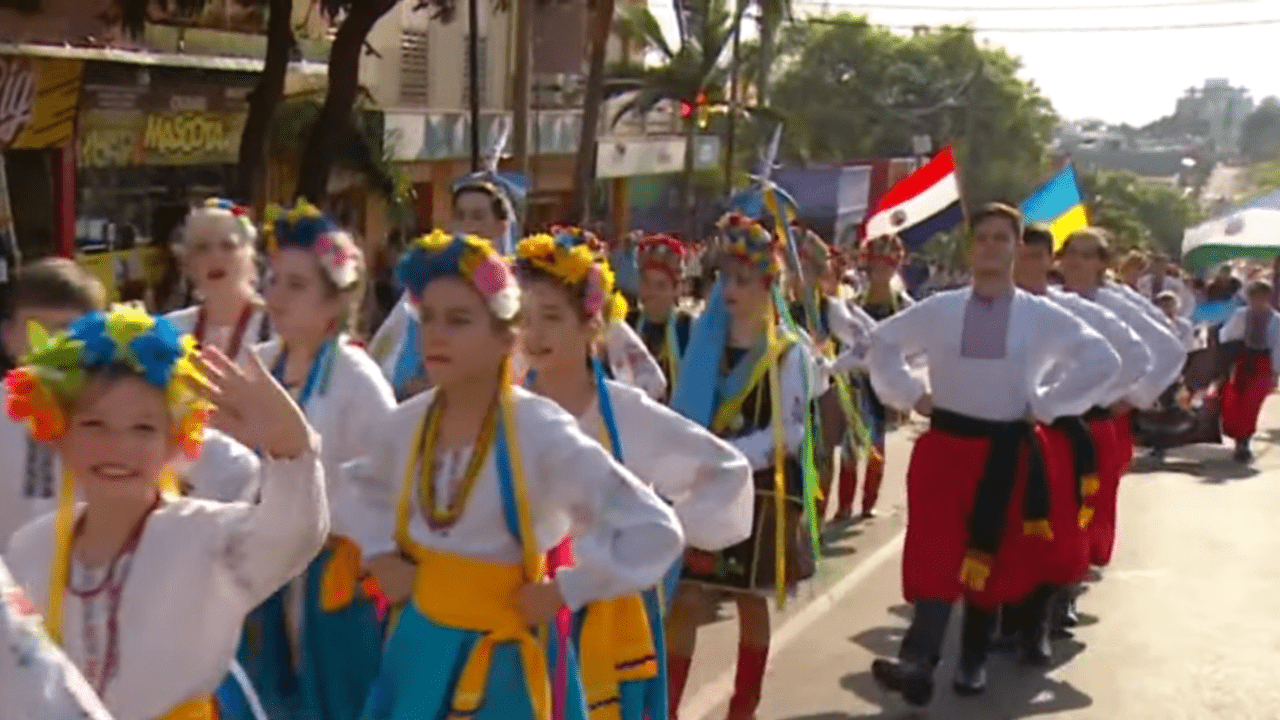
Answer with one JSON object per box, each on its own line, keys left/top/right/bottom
{"left": 609, "top": 0, "right": 745, "bottom": 236}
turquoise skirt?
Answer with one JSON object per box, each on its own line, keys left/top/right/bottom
{"left": 215, "top": 546, "right": 386, "bottom": 720}
{"left": 361, "top": 601, "right": 588, "bottom": 720}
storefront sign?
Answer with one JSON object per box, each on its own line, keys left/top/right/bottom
{"left": 0, "top": 55, "right": 83, "bottom": 150}
{"left": 77, "top": 69, "right": 252, "bottom": 168}
{"left": 595, "top": 135, "right": 721, "bottom": 178}
{"left": 385, "top": 109, "right": 583, "bottom": 162}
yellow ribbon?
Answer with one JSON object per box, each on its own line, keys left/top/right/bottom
{"left": 580, "top": 421, "right": 660, "bottom": 720}
{"left": 319, "top": 535, "right": 365, "bottom": 613}
{"left": 764, "top": 311, "right": 789, "bottom": 609}
{"left": 149, "top": 696, "right": 216, "bottom": 720}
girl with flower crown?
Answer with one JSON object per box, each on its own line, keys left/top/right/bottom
{"left": 165, "top": 199, "right": 273, "bottom": 365}
{"left": 339, "top": 230, "right": 683, "bottom": 720}
{"left": 665, "top": 213, "right": 820, "bottom": 720}
{"left": 514, "top": 228, "right": 754, "bottom": 720}
{"left": 216, "top": 200, "right": 397, "bottom": 720}
{"left": 1, "top": 305, "right": 328, "bottom": 720}
{"left": 624, "top": 234, "right": 697, "bottom": 403}
{"left": 510, "top": 227, "right": 666, "bottom": 401}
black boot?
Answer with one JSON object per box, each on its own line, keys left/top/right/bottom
{"left": 871, "top": 658, "right": 934, "bottom": 707}
{"left": 992, "top": 603, "right": 1020, "bottom": 652}
{"left": 875, "top": 599, "right": 952, "bottom": 707}
{"left": 1018, "top": 586, "right": 1054, "bottom": 666}
{"left": 953, "top": 604, "right": 994, "bottom": 696}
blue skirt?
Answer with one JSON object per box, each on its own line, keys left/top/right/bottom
{"left": 216, "top": 547, "right": 387, "bottom": 720}
{"left": 361, "top": 602, "right": 588, "bottom": 720}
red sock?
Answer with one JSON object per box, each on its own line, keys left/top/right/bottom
{"left": 726, "top": 643, "right": 769, "bottom": 720}
{"left": 836, "top": 464, "right": 856, "bottom": 515}
{"left": 861, "top": 455, "right": 884, "bottom": 514}
{"left": 667, "top": 653, "right": 693, "bottom": 719}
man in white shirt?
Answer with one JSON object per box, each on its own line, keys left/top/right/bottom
{"left": 1136, "top": 252, "right": 1195, "bottom": 319}
{"left": 866, "top": 204, "right": 1120, "bottom": 706}
{"left": 1217, "top": 280, "right": 1280, "bottom": 461}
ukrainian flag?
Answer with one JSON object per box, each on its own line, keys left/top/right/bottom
{"left": 1021, "top": 166, "right": 1088, "bottom": 249}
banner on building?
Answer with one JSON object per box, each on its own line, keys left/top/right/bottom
{"left": 77, "top": 66, "right": 253, "bottom": 167}
{"left": 0, "top": 55, "right": 83, "bottom": 150}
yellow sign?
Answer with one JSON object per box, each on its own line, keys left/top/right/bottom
{"left": 79, "top": 109, "right": 247, "bottom": 168}
{"left": 0, "top": 55, "right": 83, "bottom": 150}
{"left": 143, "top": 111, "right": 243, "bottom": 163}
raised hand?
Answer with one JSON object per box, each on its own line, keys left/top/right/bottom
{"left": 193, "top": 346, "right": 314, "bottom": 459}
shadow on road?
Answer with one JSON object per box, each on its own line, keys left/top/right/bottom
{"left": 1127, "top": 448, "right": 1259, "bottom": 483}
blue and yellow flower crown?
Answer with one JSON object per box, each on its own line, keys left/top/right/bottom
{"left": 263, "top": 199, "right": 363, "bottom": 291}
{"left": 515, "top": 226, "right": 627, "bottom": 322}
{"left": 4, "top": 305, "right": 211, "bottom": 459}
{"left": 397, "top": 230, "right": 521, "bottom": 321}
{"left": 718, "top": 212, "right": 782, "bottom": 277}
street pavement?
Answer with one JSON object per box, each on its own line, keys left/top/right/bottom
{"left": 677, "top": 399, "right": 1280, "bottom": 720}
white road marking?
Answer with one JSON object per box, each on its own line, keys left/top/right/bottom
{"left": 681, "top": 530, "right": 908, "bottom": 720}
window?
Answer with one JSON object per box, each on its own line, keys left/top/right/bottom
{"left": 399, "top": 29, "right": 430, "bottom": 107}
{"left": 463, "top": 34, "right": 488, "bottom": 107}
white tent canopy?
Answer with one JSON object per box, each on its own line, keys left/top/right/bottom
{"left": 1181, "top": 208, "right": 1280, "bottom": 270}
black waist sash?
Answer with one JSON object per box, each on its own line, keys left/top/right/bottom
{"left": 930, "top": 408, "right": 1053, "bottom": 590}
{"left": 1083, "top": 405, "right": 1111, "bottom": 422}
{"left": 1051, "top": 415, "right": 1101, "bottom": 523}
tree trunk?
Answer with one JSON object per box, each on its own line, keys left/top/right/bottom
{"left": 511, "top": 0, "right": 533, "bottom": 176}
{"left": 296, "top": 0, "right": 398, "bottom": 205}
{"left": 755, "top": 12, "right": 774, "bottom": 107}
{"left": 569, "top": 0, "right": 615, "bottom": 225}
{"left": 234, "top": 0, "right": 294, "bottom": 210}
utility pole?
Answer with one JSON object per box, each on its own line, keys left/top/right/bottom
{"left": 468, "top": 0, "right": 482, "bottom": 171}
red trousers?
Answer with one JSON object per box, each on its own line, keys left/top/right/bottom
{"left": 902, "top": 427, "right": 1052, "bottom": 609}
{"left": 1036, "top": 424, "right": 1092, "bottom": 587}
{"left": 1085, "top": 416, "right": 1123, "bottom": 567}
{"left": 1222, "top": 350, "right": 1273, "bottom": 441}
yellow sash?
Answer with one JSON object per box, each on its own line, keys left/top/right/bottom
{"left": 408, "top": 545, "right": 551, "bottom": 720}
{"left": 149, "top": 696, "right": 216, "bottom": 720}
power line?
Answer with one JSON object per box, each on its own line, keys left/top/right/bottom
{"left": 794, "top": 0, "right": 1258, "bottom": 10}
{"left": 801, "top": 16, "right": 1280, "bottom": 31}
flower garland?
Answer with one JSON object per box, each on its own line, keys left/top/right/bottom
{"left": 396, "top": 230, "right": 521, "bottom": 321}
{"left": 182, "top": 197, "right": 257, "bottom": 249}
{"left": 515, "top": 226, "right": 627, "bottom": 322}
{"left": 263, "top": 199, "right": 363, "bottom": 291}
{"left": 718, "top": 212, "right": 781, "bottom": 277}
{"left": 4, "top": 305, "right": 212, "bottom": 460}
{"left": 636, "top": 234, "right": 686, "bottom": 283}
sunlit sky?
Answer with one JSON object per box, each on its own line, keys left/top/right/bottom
{"left": 650, "top": 0, "right": 1280, "bottom": 125}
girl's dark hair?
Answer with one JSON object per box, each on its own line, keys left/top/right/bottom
{"left": 452, "top": 186, "right": 510, "bottom": 222}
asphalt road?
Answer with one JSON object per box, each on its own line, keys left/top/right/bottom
{"left": 677, "top": 400, "right": 1280, "bottom": 720}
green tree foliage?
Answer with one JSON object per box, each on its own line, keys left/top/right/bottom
{"left": 1077, "top": 168, "right": 1204, "bottom": 258}
{"left": 1239, "top": 97, "right": 1280, "bottom": 163}
{"left": 769, "top": 16, "right": 1057, "bottom": 204}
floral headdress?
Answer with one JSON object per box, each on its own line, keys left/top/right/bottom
{"left": 397, "top": 230, "right": 521, "bottom": 321}
{"left": 717, "top": 212, "right": 782, "bottom": 278}
{"left": 264, "top": 200, "right": 363, "bottom": 291}
{"left": 515, "top": 226, "right": 628, "bottom": 322}
{"left": 636, "top": 234, "right": 686, "bottom": 283}
{"left": 4, "top": 305, "right": 211, "bottom": 459}
{"left": 181, "top": 197, "right": 257, "bottom": 250}
{"left": 860, "top": 233, "right": 905, "bottom": 267}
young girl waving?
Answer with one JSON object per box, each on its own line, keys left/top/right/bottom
{"left": 3, "top": 305, "right": 327, "bottom": 720}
